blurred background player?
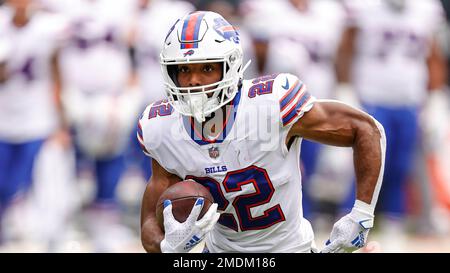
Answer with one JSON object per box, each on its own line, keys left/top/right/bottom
{"left": 418, "top": 0, "right": 450, "bottom": 237}
{"left": 134, "top": 0, "right": 195, "bottom": 105}
{"left": 131, "top": 0, "right": 195, "bottom": 182}
{"left": 240, "top": 0, "right": 307, "bottom": 78}
{"left": 338, "top": 0, "right": 448, "bottom": 250}
{"left": 240, "top": 0, "right": 353, "bottom": 234}
{"left": 54, "top": 0, "right": 142, "bottom": 252}
{"left": 0, "top": 0, "right": 73, "bottom": 249}
{"left": 282, "top": 0, "right": 353, "bottom": 231}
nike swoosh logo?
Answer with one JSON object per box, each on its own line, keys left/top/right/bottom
{"left": 282, "top": 77, "right": 289, "bottom": 90}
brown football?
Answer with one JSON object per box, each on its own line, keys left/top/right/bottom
{"left": 155, "top": 180, "right": 214, "bottom": 231}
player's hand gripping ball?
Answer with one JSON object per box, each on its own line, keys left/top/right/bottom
{"left": 156, "top": 180, "right": 215, "bottom": 230}
{"left": 156, "top": 180, "right": 220, "bottom": 253}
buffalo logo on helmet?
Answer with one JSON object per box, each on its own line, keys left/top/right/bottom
{"left": 213, "top": 18, "right": 240, "bottom": 44}
{"left": 183, "top": 49, "right": 195, "bottom": 57}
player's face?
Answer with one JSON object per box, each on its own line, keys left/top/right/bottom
{"left": 176, "top": 62, "right": 223, "bottom": 91}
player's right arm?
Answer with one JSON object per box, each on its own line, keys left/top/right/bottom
{"left": 140, "top": 159, "right": 182, "bottom": 253}
{"left": 336, "top": 0, "right": 358, "bottom": 86}
{"left": 0, "top": 39, "right": 10, "bottom": 84}
{"left": 138, "top": 103, "right": 220, "bottom": 253}
{"left": 0, "top": 62, "right": 6, "bottom": 84}
{"left": 336, "top": 25, "right": 356, "bottom": 85}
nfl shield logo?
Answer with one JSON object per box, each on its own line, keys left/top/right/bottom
{"left": 208, "top": 147, "right": 220, "bottom": 159}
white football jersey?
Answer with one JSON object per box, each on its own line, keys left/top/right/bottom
{"left": 344, "top": 0, "right": 445, "bottom": 106}
{"left": 0, "top": 8, "right": 67, "bottom": 142}
{"left": 58, "top": 0, "right": 135, "bottom": 94}
{"left": 138, "top": 73, "right": 317, "bottom": 252}
{"left": 282, "top": 0, "right": 347, "bottom": 99}
{"left": 242, "top": 0, "right": 346, "bottom": 99}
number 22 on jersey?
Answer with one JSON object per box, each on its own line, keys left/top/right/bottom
{"left": 187, "top": 165, "right": 286, "bottom": 232}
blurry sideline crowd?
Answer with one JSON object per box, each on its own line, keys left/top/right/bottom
{"left": 0, "top": 0, "right": 449, "bottom": 252}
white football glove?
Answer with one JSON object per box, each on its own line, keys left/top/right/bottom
{"left": 321, "top": 205, "right": 374, "bottom": 253}
{"left": 160, "top": 198, "right": 220, "bottom": 253}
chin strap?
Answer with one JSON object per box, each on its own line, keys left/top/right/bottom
{"left": 188, "top": 93, "right": 207, "bottom": 123}
{"left": 187, "top": 60, "right": 251, "bottom": 124}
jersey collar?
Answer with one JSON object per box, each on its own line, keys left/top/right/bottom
{"left": 182, "top": 88, "right": 241, "bottom": 145}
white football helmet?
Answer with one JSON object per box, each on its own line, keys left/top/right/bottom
{"left": 160, "top": 11, "right": 245, "bottom": 123}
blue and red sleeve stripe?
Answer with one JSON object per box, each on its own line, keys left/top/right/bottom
{"left": 279, "top": 80, "right": 303, "bottom": 112}
{"left": 281, "top": 91, "right": 312, "bottom": 127}
{"left": 137, "top": 121, "right": 151, "bottom": 155}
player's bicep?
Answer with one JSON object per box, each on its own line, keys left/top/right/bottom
{"left": 290, "top": 100, "right": 370, "bottom": 147}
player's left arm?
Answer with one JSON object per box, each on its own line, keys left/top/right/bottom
{"left": 49, "top": 50, "right": 71, "bottom": 147}
{"left": 0, "top": 40, "right": 10, "bottom": 84}
{"left": 427, "top": 36, "right": 447, "bottom": 91}
{"left": 0, "top": 62, "right": 6, "bottom": 84}
{"left": 422, "top": 31, "right": 448, "bottom": 152}
{"left": 289, "top": 100, "right": 386, "bottom": 252}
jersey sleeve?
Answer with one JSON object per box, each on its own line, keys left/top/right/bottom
{"left": 137, "top": 117, "right": 152, "bottom": 158}
{"left": 136, "top": 104, "right": 157, "bottom": 158}
{"left": 273, "top": 73, "right": 316, "bottom": 129}
{"left": 136, "top": 99, "right": 175, "bottom": 159}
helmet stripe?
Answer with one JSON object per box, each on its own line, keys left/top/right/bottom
{"left": 180, "top": 12, "right": 205, "bottom": 49}
{"left": 192, "top": 12, "right": 205, "bottom": 45}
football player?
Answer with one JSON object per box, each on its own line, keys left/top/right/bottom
{"left": 139, "top": 11, "right": 386, "bottom": 253}
{"left": 338, "top": 0, "right": 447, "bottom": 242}
{"left": 241, "top": 2, "right": 353, "bottom": 225}
{"left": 283, "top": 0, "right": 352, "bottom": 225}
{"left": 0, "top": 0, "right": 70, "bottom": 243}
{"left": 56, "top": 0, "right": 140, "bottom": 252}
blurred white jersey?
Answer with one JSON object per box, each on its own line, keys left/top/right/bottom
{"left": 283, "top": 0, "right": 347, "bottom": 99}
{"left": 0, "top": 8, "right": 66, "bottom": 142}
{"left": 345, "top": 0, "right": 445, "bottom": 106}
{"left": 138, "top": 73, "right": 317, "bottom": 252}
{"left": 242, "top": 0, "right": 346, "bottom": 99}
{"left": 58, "top": 0, "right": 135, "bottom": 94}
{"left": 134, "top": 0, "right": 195, "bottom": 105}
